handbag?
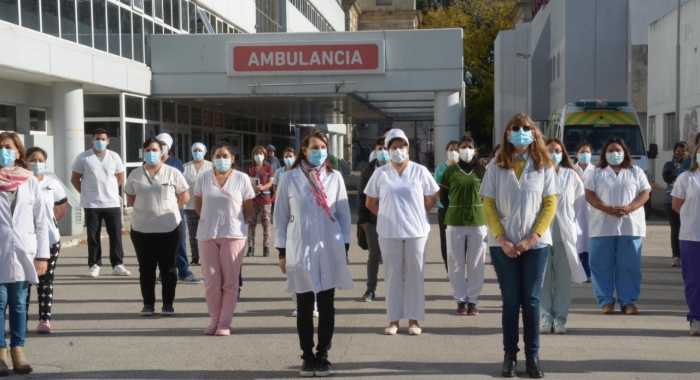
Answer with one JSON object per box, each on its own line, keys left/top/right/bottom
{"left": 356, "top": 221, "right": 369, "bottom": 250}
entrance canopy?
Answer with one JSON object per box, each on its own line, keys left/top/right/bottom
{"left": 150, "top": 29, "right": 464, "bottom": 124}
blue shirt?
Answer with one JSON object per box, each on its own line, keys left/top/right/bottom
{"left": 165, "top": 156, "right": 184, "bottom": 173}
{"left": 434, "top": 163, "right": 450, "bottom": 208}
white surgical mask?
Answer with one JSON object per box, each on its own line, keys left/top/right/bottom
{"left": 390, "top": 148, "right": 409, "bottom": 164}
{"left": 447, "top": 151, "right": 459, "bottom": 162}
{"left": 459, "top": 148, "right": 475, "bottom": 162}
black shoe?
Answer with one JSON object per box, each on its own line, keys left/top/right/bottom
{"left": 502, "top": 352, "right": 517, "bottom": 378}
{"left": 379, "top": 257, "right": 383, "bottom": 264}
{"left": 246, "top": 248, "right": 254, "bottom": 257}
{"left": 161, "top": 305, "right": 175, "bottom": 316}
{"left": 456, "top": 302, "right": 468, "bottom": 315}
{"left": 361, "top": 290, "right": 375, "bottom": 302}
{"left": 190, "top": 260, "right": 201, "bottom": 266}
{"left": 299, "top": 355, "right": 315, "bottom": 377}
{"left": 314, "top": 353, "right": 331, "bottom": 377}
{"left": 467, "top": 303, "right": 480, "bottom": 316}
{"left": 140, "top": 305, "right": 155, "bottom": 317}
{"left": 263, "top": 247, "right": 270, "bottom": 257}
{"left": 526, "top": 356, "right": 544, "bottom": 378}
{"left": 237, "top": 288, "right": 241, "bottom": 302}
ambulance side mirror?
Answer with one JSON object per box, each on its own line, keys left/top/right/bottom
{"left": 647, "top": 144, "right": 659, "bottom": 159}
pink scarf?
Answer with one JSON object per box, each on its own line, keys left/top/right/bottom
{"left": 299, "top": 160, "right": 336, "bottom": 222}
{"left": 0, "top": 166, "right": 32, "bottom": 191}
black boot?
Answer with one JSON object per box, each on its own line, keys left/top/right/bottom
{"left": 314, "top": 352, "right": 330, "bottom": 377}
{"left": 525, "top": 356, "right": 544, "bottom": 378}
{"left": 502, "top": 352, "right": 517, "bottom": 378}
{"left": 246, "top": 247, "right": 254, "bottom": 257}
{"left": 263, "top": 247, "right": 270, "bottom": 257}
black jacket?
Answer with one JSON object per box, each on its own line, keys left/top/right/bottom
{"left": 357, "top": 159, "right": 379, "bottom": 225}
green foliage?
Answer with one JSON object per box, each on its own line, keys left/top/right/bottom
{"left": 420, "top": 0, "right": 517, "bottom": 148}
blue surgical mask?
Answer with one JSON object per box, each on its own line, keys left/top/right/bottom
{"left": 161, "top": 146, "right": 169, "bottom": 156}
{"left": 508, "top": 130, "right": 534, "bottom": 148}
{"left": 254, "top": 154, "right": 265, "bottom": 164}
{"left": 93, "top": 140, "right": 107, "bottom": 152}
{"left": 284, "top": 157, "right": 295, "bottom": 167}
{"left": 144, "top": 152, "right": 161, "bottom": 165}
{"left": 606, "top": 152, "right": 625, "bottom": 165}
{"left": 192, "top": 151, "right": 204, "bottom": 161}
{"left": 376, "top": 150, "right": 390, "bottom": 164}
{"left": 578, "top": 152, "right": 592, "bottom": 164}
{"left": 30, "top": 162, "right": 46, "bottom": 176}
{"left": 0, "top": 149, "right": 17, "bottom": 167}
{"left": 308, "top": 149, "right": 328, "bottom": 167}
{"left": 214, "top": 158, "right": 232, "bottom": 172}
{"left": 550, "top": 152, "right": 562, "bottom": 165}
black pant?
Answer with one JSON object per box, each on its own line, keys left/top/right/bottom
{"left": 85, "top": 207, "right": 124, "bottom": 268}
{"left": 297, "top": 288, "right": 335, "bottom": 358}
{"left": 130, "top": 225, "right": 181, "bottom": 307}
{"left": 664, "top": 203, "right": 681, "bottom": 258}
{"left": 437, "top": 207, "right": 448, "bottom": 272}
{"left": 27, "top": 243, "right": 60, "bottom": 322}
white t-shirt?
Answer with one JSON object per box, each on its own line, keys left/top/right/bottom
{"left": 183, "top": 161, "right": 213, "bottom": 210}
{"left": 584, "top": 165, "right": 651, "bottom": 238}
{"left": 71, "top": 149, "right": 125, "bottom": 209}
{"left": 123, "top": 165, "right": 189, "bottom": 233}
{"left": 37, "top": 176, "right": 68, "bottom": 246}
{"left": 194, "top": 169, "right": 256, "bottom": 240}
{"left": 670, "top": 170, "right": 700, "bottom": 242}
{"left": 363, "top": 161, "right": 439, "bottom": 239}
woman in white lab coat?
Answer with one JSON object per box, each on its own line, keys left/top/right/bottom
{"left": 479, "top": 114, "right": 558, "bottom": 379}
{"left": 0, "top": 132, "right": 49, "bottom": 375}
{"left": 364, "top": 128, "right": 440, "bottom": 336}
{"left": 274, "top": 129, "right": 352, "bottom": 378}
{"left": 572, "top": 142, "right": 595, "bottom": 281}
{"left": 585, "top": 137, "right": 650, "bottom": 316}
{"left": 540, "top": 138, "right": 587, "bottom": 335}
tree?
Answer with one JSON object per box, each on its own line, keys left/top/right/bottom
{"left": 421, "top": 0, "right": 516, "bottom": 149}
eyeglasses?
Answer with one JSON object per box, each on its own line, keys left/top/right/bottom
{"left": 510, "top": 125, "right": 533, "bottom": 132}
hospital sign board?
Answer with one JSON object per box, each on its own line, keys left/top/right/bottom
{"left": 228, "top": 41, "right": 385, "bottom": 76}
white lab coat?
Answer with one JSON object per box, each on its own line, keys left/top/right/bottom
{"left": 670, "top": 170, "right": 700, "bottom": 242}
{"left": 574, "top": 162, "right": 595, "bottom": 252}
{"left": 0, "top": 177, "right": 49, "bottom": 284}
{"left": 480, "top": 155, "right": 560, "bottom": 247}
{"left": 552, "top": 167, "right": 587, "bottom": 283}
{"left": 274, "top": 166, "right": 354, "bottom": 294}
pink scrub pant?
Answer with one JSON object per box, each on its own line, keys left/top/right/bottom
{"left": 198, "top": 238, "right": 246, "bottom": 328}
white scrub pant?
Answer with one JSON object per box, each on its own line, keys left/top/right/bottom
{"left": 540, "top": 241, "right": 571, "bottom": 325}
{"left": 446, "top": 226, "right": 487, "bottom": 304}
{"left": 379, "top": 236, "right": 429, "bottom": 322}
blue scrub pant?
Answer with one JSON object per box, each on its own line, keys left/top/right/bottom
{"left": 176, "top": 208, "right": 192, "bottom": 279}
{"left": 589, "top": 236, "right": 643, "bottom": 308}
{"left": 0, "top": 281, "right": 29, "bottom": 348}
{"left": 490, "top": 246, "right": 549, "bottom": 357}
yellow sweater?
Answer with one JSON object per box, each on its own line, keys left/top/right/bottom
{"left": 483, "top": 161, "right": 557, "bottom": 238}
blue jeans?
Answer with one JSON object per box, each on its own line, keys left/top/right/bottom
{"left": 490, "top": 246, "right": 549, "bottom": 357}
{"left": 176, "top": 209, "right": 192, "bottom": 279}
{"left": 0, "top": 281, "right": 30, "bottom": 348}
{"left": 589, "top": 236, "right": 643, "bottom": 308}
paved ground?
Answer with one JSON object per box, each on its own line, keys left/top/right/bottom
{"left": 8, "top": 195, "right": 700, "bottom": 379}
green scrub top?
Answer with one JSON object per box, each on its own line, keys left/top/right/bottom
{"left": 439, "top": 164, "right": 486, "bottom": 226}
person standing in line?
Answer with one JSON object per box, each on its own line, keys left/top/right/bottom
{"left": 663, "top": 142, "right": 689, "bottom": 267}
{"left": 183, "top": 142, "right": 213, "bottom": 266}
{"left": 479, "top": 114, "right": 558, "bottom": 378}
{"left": 677, "top": 132, "right": 700, "bottom": 176}
{"left": 540, "top": 138, "right": 588, "bottom": 335}
{"left": 434, "top": 140, "right": 460, "bottom": 272}
{"left": 0, "top": 132, "right": 49, "bottom": 375}
{"left": 440, "top": 136, "right": 487, "bottom": 316}
{"left": 364, "top": 129, "right": 439, "bottom": 336}
{"left": 245, "top": 146, "right": 274, "bottom": 257}
{"left": 671, "top": 142, "right": 700, "bottom": 336}
{"left": 156, "top": 133, "right": 202, "bottom": 284}
{"left": 25, "top": 147, "right": 68, "bottom": 334}
{"left": 572, "top": 142, "right": 595, "bottom": 281}
{"left": 124, "top": 138, "right": 189, "bottom": 317}
{"left": 585, "top": 137, "right": 650, "bottom": 316}
{"left": 368, "top": 127, "right": 392, "bottom": 162}
{"left": 274, "top": 130, "right": 353, "bottom": 377}
{"left": 266, "top": 145, "right": 281, "bottom": 172}
{"left": 70, "top": 128, "right": 130, "bottom": 278}
{"left": 194, "top": 142, "right": 255, "bottom": 336}
{"left": 357, "top": 138, "right": 390, "bottom": 302}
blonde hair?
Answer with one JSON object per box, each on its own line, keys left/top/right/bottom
{"left": 495, "top": 113, "right": 552, "bottom": 170}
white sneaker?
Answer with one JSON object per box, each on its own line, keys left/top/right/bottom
{"left": 87, "top": 265, "right": 100, "bottom": 277}
{"left": 540, "top": 320, "right": 553, "bottom": 334}
{"left": 292, "top": 310, "right": 298, "bottom": 317}
{"left": 690, "top": 320, "right": 700, "bottom": 336}
{"left": 313, "top": 310, "right": 319, "bottom": 318}
{"left": 112, "top": 264, "right": 131, "bottom": 276}
{"left": 553, "top": 322, "right": 567, "bottom": 334}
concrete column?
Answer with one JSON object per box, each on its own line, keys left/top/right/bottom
{"left": 52, "top": 82, "right": 85, "bottom": 199}
{"left": 338, "top": 134, "right": 345, "bottom": 161}
{"left": 330, "top": 133, "right": 339, "bottom": 158}
{"left": 433, "top": 91, "right": 461, "bottom": 165}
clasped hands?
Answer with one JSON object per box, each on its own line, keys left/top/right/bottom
{"left": 602, "top": 204, "right": 632, "bottom": 218}
{"left": 496, "top": 232, "right": 540, "bottom": 259}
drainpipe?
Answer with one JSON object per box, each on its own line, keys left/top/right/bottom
{"left": 675, "top": 0, "right": 681, "bottom": 141}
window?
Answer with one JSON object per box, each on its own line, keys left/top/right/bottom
{"left": 190, "top": 107, "right": 201, "bottom": 126}
{"left": 163, "top": 0, "right": 171, "bottom": 26}
{"left": 144, "top": 17, "right": 152, "bottom": 64}
{"left": 107, "top": 2, "right": 119, "bottom": 55}
{"left": 20, "top": 0, "right": 40, "bottom": 31}
{"left": 77, "top": 0, "right": 93, "bottom": 47}
{"left": 41, "top": 0, "right": 60, "bottom": 37}
{"left": 179, "top": 0, "right": 186, "bottom": 31}
{"left": 126, "top": 122, "right": 144, "bottom": 162}
{"left": 557, "top": 52, "right": 560, "bottom": 79}
{"left": 29, "top": 109, "right": 47, "bottom": 133}
{"left": 84, "top": 94, "right": 120, "bottom": 117}
{"left": 162, "top": 102, "right": 176, "bottom": 123}
{"left": 133, "top": 13, "right": 144, "bottom": 62}
{"left": 133, "top": 0, "right": 144, "bottom": 11}
{"left": 144, "top": 0, "right": 152, "bottom": 16}
{"left": 93, "top": 0, "right": 107, "bottom": 51}
{"left": 125, "top": 95, "right": 143, "bottom": 119}
{"left": 664, "top": 113, "right": 676, "bottom": 151}
{"left": 0, "top": 0, "right": 19, "bottom": 25}
{"left": 154, "top": 0, "right": 162, "bottom": 19}
{"left": 120, "top": 7, "right": 132, "bottom": 59}
{"left": 177, "top": 104, "right": 189, "bottom": 124}
{"left": 61, "top": 0, "right": 77, "bottom": 42}
{"left": 145, "top": 99, "right": 160, "bottom": 120}
{"left": 0, "top": 104, "right": 17, "bottom": 132}
{"left": 172, "top": 0, "right": 179, "bottom": 29}
{"left": 188, "top": 1, "right": 195, "bottom": 33}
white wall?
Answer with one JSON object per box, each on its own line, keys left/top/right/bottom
{"left": 197, "top": 0, "right": 257, "bottom": 33}
{"left": 629, "top": 0, "right": 687, "bottom": 45}
{"left": 308, "top": 0, "right": 345, "bottom": 32}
